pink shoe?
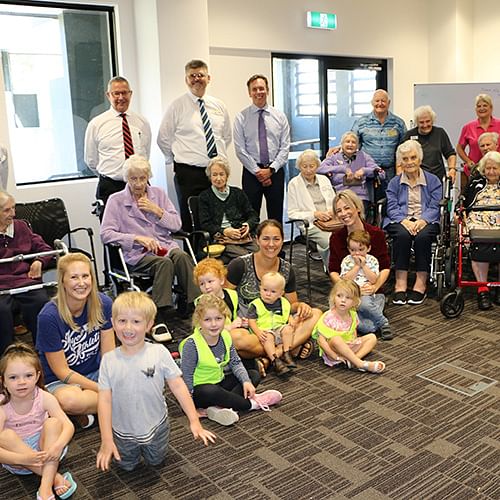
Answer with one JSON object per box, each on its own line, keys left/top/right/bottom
{"left": 251, "top": 390, "right": 283, "bottom": 411}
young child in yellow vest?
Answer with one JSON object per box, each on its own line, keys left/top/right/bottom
{"left": 193, "top": 258, "right": 246, "bottom": 331}
{"left": 180, "top": 294, "right": 282, "bottom": 426}
{"left": 96, "top": 292, "right": 215, "bottom": 472}
{"left": 312, "top": 279, "right": 385, "bottom": 373}
{"left": 247, "top": 272, "right": 297, "bottom": 377}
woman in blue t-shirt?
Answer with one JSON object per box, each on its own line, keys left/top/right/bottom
{"left": 36, "top": 253, "right": 115, "bottom": 428}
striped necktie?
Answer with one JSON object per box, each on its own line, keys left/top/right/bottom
{"left": 198, "top": 98, "right": 218, "bottom": 158}
{"left": 121, "top": 113, "right": 134, "bottom": 159}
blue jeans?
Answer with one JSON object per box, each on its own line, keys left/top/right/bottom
{"left": 357, "top": 293, "right": 388, "bottom": 333}
{"left": 113, "top": 416, "right": 170, "bottom": 471}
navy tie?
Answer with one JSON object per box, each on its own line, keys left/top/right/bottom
{"left": 198, "top": 99, "right": 218, "bottom": 158}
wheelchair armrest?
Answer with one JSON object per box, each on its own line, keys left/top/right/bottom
{"left": 68, "top": 226, "right": 94, "bottom": 238}
{"left": 286, "top": 218, "right": 310, "bottom": 229}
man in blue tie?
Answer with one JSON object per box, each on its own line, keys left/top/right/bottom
{"left": 233, "top": 75, "right": 290, "bottom": 225}
{"left": 157, "top": 60, "right": 232, "bottom": 231}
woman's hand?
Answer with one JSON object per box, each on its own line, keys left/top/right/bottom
{"left": 415, "top": 219, "right": 427, "bottom": 233}
{"left": 360, "top": 283, "right": 376, "bottom": 295}
{"left": 314, "top": 210, "right": 332, "bottom": 222}
{"left": 223, "top": 227, "right": 242, "bottom": 240}
{"left": 294, "top": 301, "right": 312, "bottom": 320}
{"left": 345, "top": 167, "right": 354, "bottom": 180}
{"left": 134, "top": 235, "right": 160, "bottom": 253}
{"left": 28, "top": 260, "right": 42, "bottom": 279}
{"left": 243, "top": 381, "right": 256, "bottom": 399}
{"left": 137, "top": 196, "right": 163, "bottom": 218}
{"left": 353, "top": 168, "right": 364, "bottom": 180}
{"left": 401, "top": 218, "right": 416, "bottom": 234}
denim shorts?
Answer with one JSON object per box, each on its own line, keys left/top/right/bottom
{"left": 45, "top": 369, "right": 99, "bottom": 394}
{"left": 113, "top": 417, "right": 170, "bottom": 471}
{"left": 2, "top": 431, "right": 68, "bottom": 475}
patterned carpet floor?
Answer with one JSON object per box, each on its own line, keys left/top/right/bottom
{"left": 3, "top": 247, "right": 499, "bottom": 500}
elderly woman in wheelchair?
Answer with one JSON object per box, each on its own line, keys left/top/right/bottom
{"left": 383, "top": 140, "right": 442, "bottom": 306}
{"left": 0, "top": 190, "right": 53, "bottom": 355}
{"left": 100, "top": 155, "right": 199, "bottom": 333}
{"left": 463, "top": 151, "right": 500, "bottom": 309}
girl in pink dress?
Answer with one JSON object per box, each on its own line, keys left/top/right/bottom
{"left": 0, "top": 343, "right": 76, "bottom": 500}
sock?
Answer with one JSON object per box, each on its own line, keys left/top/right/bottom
{"left": 250, "top": 399, "right": 259, "bottom": 411}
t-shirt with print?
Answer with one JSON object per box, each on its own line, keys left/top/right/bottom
{"left": 36, "top": 292, "right": 113, "bottom": 384}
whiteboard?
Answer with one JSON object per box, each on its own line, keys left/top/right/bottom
{"left": 414, "top": 82, "right": 500, "bottom": 146}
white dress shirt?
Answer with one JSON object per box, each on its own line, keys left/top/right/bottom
{"left": 157, "top": 92, "right": 232, "bottom": 167}
{"left": 84, "top": 108, "right": 151, "bottom": 180}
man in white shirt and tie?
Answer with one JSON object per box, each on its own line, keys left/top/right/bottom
{"left": 157, "top": 60, "right": 232, "bottom": 231}
{"left": 233, "top": 74, "right": 290, "bottom": 225}
{"left": 84, "top": 76, "right": 151, "bottom": 207}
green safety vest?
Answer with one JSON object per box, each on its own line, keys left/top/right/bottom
{"left": 194, "top": 288, "right": 239, "bottom": 321}
{"left": 312, "top": 309, "right": 357, "bottom": 356}
{"left": 180, "top": 328, "right": 232, "bottom": 386}
{"left": 250, "top": 297, "right": 290, "bottom": 331}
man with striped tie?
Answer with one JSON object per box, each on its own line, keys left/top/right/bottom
{"left": 157, "top": 60, "right": 232, "bottom": 231}
{"left": 85, "top": 76, "right": 152, "bottom": 208}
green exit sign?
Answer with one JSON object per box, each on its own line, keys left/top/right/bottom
{"left": 306, "top": 11, "right": 337, "bottom": 30}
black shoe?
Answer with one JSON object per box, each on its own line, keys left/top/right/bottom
{"left": 392, "top": 291, "right": 407, "bottom": 305}
{"left": 380, "top": 324, "right": 394, "bottom": 340}
{"left": 477, "top": 291, "right": 492, "bottom": 310}
{"left": 407, "top": 290, "right": 427, "bottom": 305}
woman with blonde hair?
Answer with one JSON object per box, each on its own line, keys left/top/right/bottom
{"left": 36, "top": 253, "right": 115, "bottom": 428}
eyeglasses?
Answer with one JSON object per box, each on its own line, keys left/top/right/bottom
{"left": 187, "top": 73, "right": 208, "bottom": 80}
{"left": 109, "top": 90, "right": 132, "bottom": 97}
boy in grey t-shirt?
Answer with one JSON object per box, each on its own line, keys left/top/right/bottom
{"left": 97, "top": 292, "right": 215, "bottom": 472}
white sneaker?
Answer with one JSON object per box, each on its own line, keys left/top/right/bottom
{"left": 206, "top": 406, "right": 239, "bottom": 426}
{"left": 151, "top": 323, "right": 172, "bottom": 343}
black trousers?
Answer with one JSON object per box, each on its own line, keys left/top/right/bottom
{"left": 192, "top": 370, "right": 261, "bottom": 411}
{"left": 242, "top": 167, "right": 285, "bottom": 225}
{"left": 173, "top": 162, "right": 211, "bottom": 232}
{"left": 0, "top": 289, "right": 49, "bottom": 355}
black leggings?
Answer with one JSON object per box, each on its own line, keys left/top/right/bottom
{"left": 192, "top": 370, "right": 260, "bottom": 411}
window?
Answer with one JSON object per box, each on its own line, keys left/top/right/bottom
{"left": 0, "top": 2, "right": 116, "bottom": 185}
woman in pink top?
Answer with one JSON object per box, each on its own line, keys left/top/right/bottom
{"left": 457, "top": 94, "right": 500, "bottom": 178}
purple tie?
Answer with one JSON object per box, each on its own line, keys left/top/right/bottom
{"left": 258, "top": 109, "right": 269, "bottom": 165}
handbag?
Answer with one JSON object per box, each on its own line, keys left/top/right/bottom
{"left": 313, "top": 219, "right": 344, "bottom": 232}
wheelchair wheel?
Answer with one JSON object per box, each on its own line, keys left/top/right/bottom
{"left": 440, "top": 290, "right": 464, "bottom": 318}
{"left": 444, "top": 245, "right": 456, "bottom": 289}
{"left": 436, "top": 273, "right": 444, "bottom": 300}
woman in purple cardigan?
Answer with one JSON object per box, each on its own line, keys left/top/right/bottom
{"left": 0, "top": 190, "right": 52, "bottom": 354}
{"left": 100, "top": 155, "right": 199, "bottom": 331}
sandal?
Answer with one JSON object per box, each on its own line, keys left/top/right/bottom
{"left": 53, "top": 471, "right": 77, "bottom": 499}
{"left": 297, "top": 340, "right": 313, "bottom": 360}
{"left": 358, "top": 360, "right": 385, "bottom": 374}
{"left": 256, "top": 357, "right": 270, "bottom": 378}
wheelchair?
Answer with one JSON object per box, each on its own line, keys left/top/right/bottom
{"left": 440, "top": 200, "right": 500, "bottom": 318}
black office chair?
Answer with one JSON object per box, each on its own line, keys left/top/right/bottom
{"left": 15, "top": 197, "right": 98, "bottom": 279}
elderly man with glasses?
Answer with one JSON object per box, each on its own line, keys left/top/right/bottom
{"left": 157, "top": 59, "right": 232, "bottom": 231}
{"left": 84, "top": 76, "right": 152, "bottom": 207}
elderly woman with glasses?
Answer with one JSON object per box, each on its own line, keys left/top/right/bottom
{"left": 101, "top": 155, "right": 199, "bottom": 330}
{"left": 402, "top": 105, "right": 457, "bottom": 182}
{"left": 383, "top": 140, "right": 442, "bottom": 306}
{"left": 198, "top": 156, "right": 259, "bottom": 262}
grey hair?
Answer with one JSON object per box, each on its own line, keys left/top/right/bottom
{"left": 478, "top": 150, "right": 500, "bottom": 175}
{"left": 107, "top": 76, "right": 130, "bottom": 92}
{"left": 0, "top": 189, "right": 14, "bottom": 208}
{"left": 340, "top": 131, "right": 359, "bottom": 146}
{"left": 414, "top": 105, "right": 436, "bottom": 123}
{"left": 478, "top": 131, "right": 499, "bottom": 146}
{"left": 123, "top": 154, "right": 152, "bottom": 181}
{"left": 206, "top": 156, "right": 230, "bottom": 178}
{"left": 396, "top": 139, "right": 423, "bottom": 164}
{"left": 296, "top": 149, "right": 320, "bottom": 170}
